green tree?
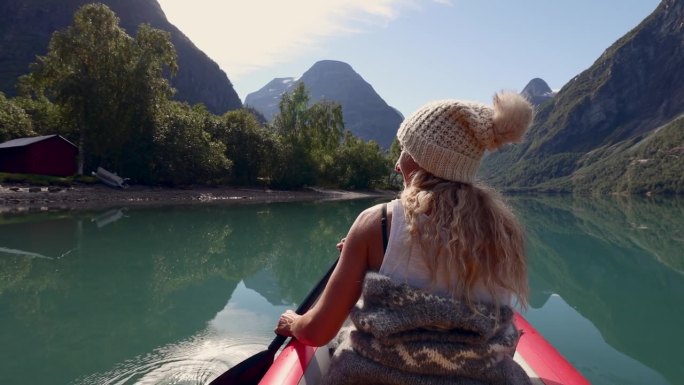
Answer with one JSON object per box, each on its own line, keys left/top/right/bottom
{"left": 152, "top": 102, "right": 231, "bottom": 186}
{"left": 213, "top": 109, "right": 279, "bottom": 185}
{"left": 272, "top": 82, "right": 310, "bottom": 137}
{"left": 271, "top": 83, "right": 344, "bottom": 188}
{"left": 12, "top": 95, "right": 75, "bottom": 141}
{"left": 18, "top": 4, "right": 177, "bottom": 179}
{"left": 0, "top": 93, "right": 34, "bottom": 142}
{"left": 306, "top": 100, "right": 344, "bottom": 182}
{"left": 333, "top": 132, "right": 389, "bottom": 189}
{"left": 118, "top": 23, "right": 178, "bottom": 181}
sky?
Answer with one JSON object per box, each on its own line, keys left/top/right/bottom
{"left": 155, "top": 0, "right": 661, "bottom": 117}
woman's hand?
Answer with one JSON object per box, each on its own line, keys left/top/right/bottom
{"left": 275, "top": 309, "right": 300, "bottom": 337}
{"left": 336, "top": 237, "right": 346, "bottom": 252}
{"left": 272, "top": 236, "right": 349, "bottom": 341}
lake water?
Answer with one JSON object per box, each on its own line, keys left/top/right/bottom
{"left": 0, "top": 196, "right": 682, "bottom": 385}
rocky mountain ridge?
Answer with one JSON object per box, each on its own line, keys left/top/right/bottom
{"left": 481, "top": 0, "right": 684, "bottom": 194}
{"left": 0, "top": 0, "right": 241, "bottom": 114}
{"left": 246, "top": 60, "right": 403, "bottom": 148}
{"left": 520, "top": 78, "right": 555, "bottom": 106}
{"left": 244, "top": 78, "right": 297, "bottom": 122}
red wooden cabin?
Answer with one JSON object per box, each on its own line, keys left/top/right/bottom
{"left": 0, "top": 135, "right": 78, "bottom": 177}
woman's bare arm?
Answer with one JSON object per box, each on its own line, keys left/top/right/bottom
{"left": 275, "top": 204, "right": 384, "bottom": 346}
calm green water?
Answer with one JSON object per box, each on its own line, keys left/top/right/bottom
{"left": 0, "top": 196, "right": 682, "bottom": 385}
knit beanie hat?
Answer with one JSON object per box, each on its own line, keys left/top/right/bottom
{"left": 397, "top": 91, "right": 533, "bottom": 184}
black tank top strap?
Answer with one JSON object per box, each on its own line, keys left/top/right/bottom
{"left": 381, "top": 203, "right": 388, "bottom": 253}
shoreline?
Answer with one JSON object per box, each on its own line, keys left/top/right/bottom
{"left": 0, "top": 183, "right": 394, "bottom": 213}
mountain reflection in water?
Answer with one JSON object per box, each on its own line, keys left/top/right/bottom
{"left": 0, "top": 196, "right": 681, "bottom": 385}
{"left": 0, "top": 200, "right": 375, "bottom": 385}
{"left": 513, "top": 196, "right": 683, "bottom": 385}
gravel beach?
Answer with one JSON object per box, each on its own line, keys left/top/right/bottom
{"left": 0, "top": 183, "right": 389, "bottom": 213}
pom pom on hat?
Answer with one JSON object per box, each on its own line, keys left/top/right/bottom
{"left": 485, "top": 91, "right": 534, "bottom": 150}
{"left": 396, "top": 90, "right": 533, "bottom": 184}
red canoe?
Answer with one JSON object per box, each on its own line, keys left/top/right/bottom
{"left": 259, "top": 312, "right": 590, "bottom": 385}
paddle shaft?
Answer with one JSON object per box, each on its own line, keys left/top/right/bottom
{"left": 266, "top": 257, "right": 338, "bottom": 352}
{"left": 210, "top": 256, "right": 339, "bottom": 385}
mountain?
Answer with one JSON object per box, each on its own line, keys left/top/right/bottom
{"left": 0, "top": 0, "right": 241, "bottom": 115}
{"left": 520, "top": 78, "right": 555, "bottom": 106}
{"left": 245, "top": 60, "right": 403, "bottom": 148}
{"left": 243, "top": 77, "right": 297, "bottom": 122}
{"left": 480, "top": 0, "right": 684, "bottom": 195}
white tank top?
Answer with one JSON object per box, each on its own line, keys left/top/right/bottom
{"left": 379, "top": 199, "right": 511, "bottom": 304}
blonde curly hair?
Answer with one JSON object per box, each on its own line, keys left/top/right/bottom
{"left": 400, "top": 170, "right": 528, "bottom": 311}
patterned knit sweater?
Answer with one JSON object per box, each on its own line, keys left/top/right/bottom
{"left": 322, "top": 273, "right": 532, "bottom": 385}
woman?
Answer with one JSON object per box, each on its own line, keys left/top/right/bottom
{"left": 276, "top": 91, "right": 534, "bottom": 385}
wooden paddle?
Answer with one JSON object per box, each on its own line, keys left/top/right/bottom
{"left": 209, "top": 257, "right": 339, "bottom": 385}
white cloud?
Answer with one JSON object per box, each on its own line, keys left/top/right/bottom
{"left": 156, "top": 0, "right": 421, "bottom": 79}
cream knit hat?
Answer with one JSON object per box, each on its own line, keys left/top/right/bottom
{"left": 397, "top": 91, "right": 533, "bottom": 184}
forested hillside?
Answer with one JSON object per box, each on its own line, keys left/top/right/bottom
{"left": 480, "top": 0, "right": 683, "bottom": 195}
{"left": 0, "top": 0, "right": 241, "bottom": 114}
{"left": 0, "top": 5, "right": 396, "bottom": 190}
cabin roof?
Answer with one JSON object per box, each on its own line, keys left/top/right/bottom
{"left": 0, "top": 135, "right": 76, "bottom": 149}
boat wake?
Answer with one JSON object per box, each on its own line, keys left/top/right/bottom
{"left": 76, "top": 281, "right": 289, "bottom": 384}
{"left": 75, "top": 330, "right": 269, "bottom": 385}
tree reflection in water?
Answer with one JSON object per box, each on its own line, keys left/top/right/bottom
{"left": 0, "top": 199, "right": 380, "bottom": 385}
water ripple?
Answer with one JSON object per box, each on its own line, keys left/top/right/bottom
{"left": 76, "top": 330, "right": 270, "bottom": 385}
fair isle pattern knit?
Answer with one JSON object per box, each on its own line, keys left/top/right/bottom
{"left": 322, "top": 273, "right": 532, "bottom": 385}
